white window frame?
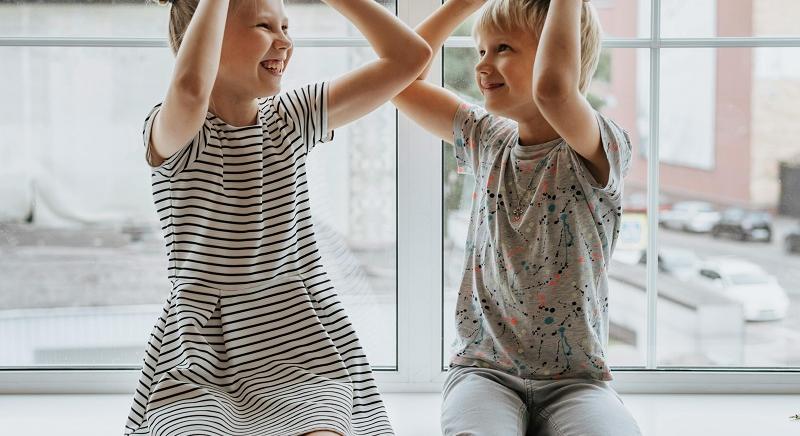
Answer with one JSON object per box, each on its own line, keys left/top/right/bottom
{"left": 2, "top": 0, "right": 800, "bottom": 394}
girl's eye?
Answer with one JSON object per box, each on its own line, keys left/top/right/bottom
{"left": 259, "top": 24, "right": 289, "bottom": 33}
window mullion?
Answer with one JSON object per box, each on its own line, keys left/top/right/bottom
{"left": 393, "top": 0, "right": 446, "bottom": 387}
{"left": 645, "top": 0, "right": 661, "bottom": 370}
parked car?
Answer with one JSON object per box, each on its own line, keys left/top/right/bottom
{"left": 659, "top": 201, "right": 720, "bottom": 233}
{"left": 785, "top": 224, "right": 800, "bottom": 254}
{"left": 638, "top": 247, "right": 701, "bottom": 281}
{"left": 693, "top": 257, "right": 789, "bottom": 322}
{"left": 711, "top": 208, "right": 772, "bottom": 242}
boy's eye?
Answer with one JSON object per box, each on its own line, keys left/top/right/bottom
{"left": 498, "top": 44, "right": 511, "bottom": 52}
{"left": 478, "top": 50, "right": 486, "bottom": 56}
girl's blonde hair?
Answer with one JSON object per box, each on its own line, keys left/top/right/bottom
{"left": 156, "top": 0, "right": 201, "bottom": 55}
{"left": 473, "top": 0, "right": 602, "bottom": 94}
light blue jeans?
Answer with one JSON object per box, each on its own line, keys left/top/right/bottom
{"left": 441, "top": 365, "right": 642, "bottom": 436}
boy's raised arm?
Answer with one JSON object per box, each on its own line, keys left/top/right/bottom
{"left": 324, "top": 0, "right": 432, "bottom": 130}
{"left": 532, "top": 0, "right": 609, "bottom": 185}
{"left": 391, "top": 0, "right": 485, "bottom": 144}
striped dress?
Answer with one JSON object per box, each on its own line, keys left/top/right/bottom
{"left": 124, "top": 82, "right": 393, "bottom": 436}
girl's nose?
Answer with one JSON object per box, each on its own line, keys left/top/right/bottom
{"left": 275, "top": 33, "right": 292, "bottom": 50}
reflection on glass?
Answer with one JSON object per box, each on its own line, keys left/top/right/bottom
{"left": 661, "top": 0, "right": 800, "bottom": 38}
{"left": 442, "top": 47, "right": 650, "bottom": 369}
{"left": 0, "top": 45, "right": 397, "bottom": 368}
{"left": 656, "top": 48, "right": 800, "bottom": 368}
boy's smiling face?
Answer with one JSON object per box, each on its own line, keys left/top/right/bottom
{"left": 218, "top": 0, "right": 293, "bottom": 98}
{"left": 474, "top": 27, "right": 539, "bottom": 121}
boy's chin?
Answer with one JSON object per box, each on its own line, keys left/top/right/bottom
{"left": 484, "top": 101, "right": 509, "bottom": 118}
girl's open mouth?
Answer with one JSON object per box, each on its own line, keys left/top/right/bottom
{"left": 260, "top": 59, "right": 284, "bottom": 76}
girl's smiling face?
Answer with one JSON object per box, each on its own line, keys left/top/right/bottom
{"left": 218, "top": 0, "right": 293, "bottom": 98}
{"left": 474, "top": 27, "right": 539, "bottom": 121}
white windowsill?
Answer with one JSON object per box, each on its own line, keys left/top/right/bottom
{"left": 1, "top": 392, "right": 799, "bottom": 436}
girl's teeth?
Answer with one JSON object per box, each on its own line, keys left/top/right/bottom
{"left": 262, "top": 60, "right": 283, "bottom": 72}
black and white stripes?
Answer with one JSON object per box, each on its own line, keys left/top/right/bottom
{"left": 124, "top": 82, "right": 392, "bottom": 436}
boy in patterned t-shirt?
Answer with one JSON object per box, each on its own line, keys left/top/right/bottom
{"left": 392, "top": 0, "right": 642, "bottom": 434}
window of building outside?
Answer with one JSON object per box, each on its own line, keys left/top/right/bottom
{"left": 2, "top": 0, "right": 800, "bottom": 388}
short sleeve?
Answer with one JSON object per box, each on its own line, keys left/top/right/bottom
{"left": 276, "top": 81, "right": 333, "bottom": 154}
{"left": 570, "top": 111, "right": 632, "bottom": 200}
{"left": 142, "top": 103, "right": 213, "bottom": 178}
{"left": 451, "top": 102, "right": 510, "bottom": 176}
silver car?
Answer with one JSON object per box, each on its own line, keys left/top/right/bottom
{"left": 659, "top": 201, "right": 721, "bottom": 233}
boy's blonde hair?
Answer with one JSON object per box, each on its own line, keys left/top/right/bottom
{"left": 473, "top": 0, "right": 602, "bottom": 94}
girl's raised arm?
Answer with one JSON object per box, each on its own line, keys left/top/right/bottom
{"left": 391, "top": 0, "right": 484, "bottom": 144}
{"left": 323, "top": 0, "right": 432, "bottom": 131}
{"left": 148, "top": 0, "right": 230, "bottom": 166}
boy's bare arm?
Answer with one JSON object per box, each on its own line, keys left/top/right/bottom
{"left": 325, "top": 0, "right": 432, "bottom": 131}
{"left": 149, "top": 0, "right": 230, "bottom": 166}
{"left": 391, "top": 0, "right": 485, "bottom": 144}
{"left": 532, "top": 0, "right": 609, "bottom": 185}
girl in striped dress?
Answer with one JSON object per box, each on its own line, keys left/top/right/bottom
{"left": 124, "top": 0, "right": 431, "bottom": 435}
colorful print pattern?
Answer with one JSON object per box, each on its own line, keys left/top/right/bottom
{"left": 450, "top": 103, "right": 632, "bottom": 381}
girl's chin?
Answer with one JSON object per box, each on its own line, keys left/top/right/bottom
{"left": 259, "top": 83, "right": 281, "bottom": 97}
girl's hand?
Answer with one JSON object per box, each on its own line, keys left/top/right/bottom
{"left": 391, "top": 0, "right": 485, "bottom": 144}
{"left": 323, "top": 0, "right": 432, "bottom": 130}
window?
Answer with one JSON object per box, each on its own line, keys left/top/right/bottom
{"left": 0, "top": 0, "right": 397, "bottom": 370}
{"left": 2, "top": 0, "right": 800, "bottom": 393}
{"left": 442, "top": 0, "right": 800, "bottom": 383}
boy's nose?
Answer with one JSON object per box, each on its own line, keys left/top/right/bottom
{"left": 475, "top": 61, "right": 492, "bottom": 74}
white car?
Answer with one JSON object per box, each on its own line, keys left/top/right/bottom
{"left": 659, "top": 201, "right": 721, "bottom": 233}
{"left": 641, "top": 247, "right": 701, "bottom": 281}
{"left": 693, "top": 257, "right": 790, "bottom": 321}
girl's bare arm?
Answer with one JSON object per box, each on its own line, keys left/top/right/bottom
{"left": 148, "top": 0, "right": 230, "bottom": 166}
{"left": 324, "top": 0, "right": 432, "bottom": 130}
{"left": 391, "top": 0, "right": 485, "bottom": 144}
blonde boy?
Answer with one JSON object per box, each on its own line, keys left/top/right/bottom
{"left": 393, "top": 0, "right": 641, "bottom": 434}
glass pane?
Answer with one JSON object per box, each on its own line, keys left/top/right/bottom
{"left": 450, "top": 0, "right": 650, "bottom": 39}
{"left": 661, "top": 0, "right": 800, "bottom": 38}
{"left": 0, "top": 0, "right": 166, "bottom": 38}
{"left": 0, "top": 0, "right": 395, "bottom": 39}
{"left": 657, "top": 48, "right": 800, "bottom": 369}
{"left": 442, "top": 47, "right": 477, "bottom": 371}
{"left": 442, "top": 47, "right": 650, "bottom": 370}
{"left": 601, "top": 48, "right": 651, "bottom": 368}
{"left": 0, "top": 45, "right": 397, "bottom": 369}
